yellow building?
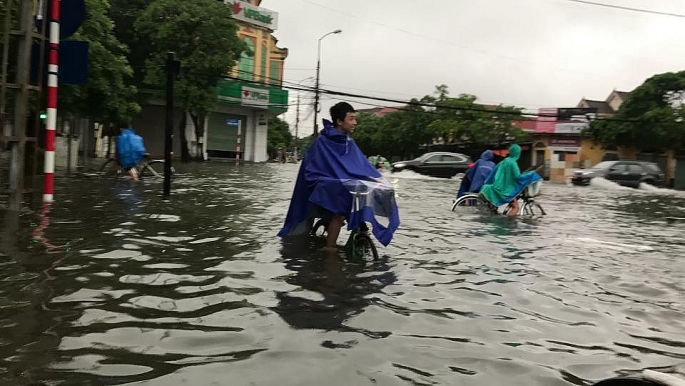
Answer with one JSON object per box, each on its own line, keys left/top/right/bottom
{"left": 132, "top": 0, "right": 289, "bottom": 162}
{"left": 229, "top": 0, "right": 288, "bottom": 86}
{"left": 206, "top": 0, "right": 289, "bottom": 162}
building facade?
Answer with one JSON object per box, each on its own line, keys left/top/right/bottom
{"left": 205, "top": 0, "right": 288, "bottom": 162}
{"left": 132, "top": 0, "right": 288, "bottom": 162}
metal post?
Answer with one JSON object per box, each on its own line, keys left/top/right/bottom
{"left": 235, "top": 121, "right": 241, "bottom": 165}
{"left": 31, "top": 0, "right": 48, "bottom": 197}
{"left": 313, "top": 56, "right": 321, "bottom": 137}
{"left": 312, "top": 30, "right": 341, "bottom": 137}
{"left": 294, "top": 92, "right": 299, "bottom": 160}
{"left": 163, "top": 52, "right": 175, "bottom": 197}
{"left": 43, "top": 0, "right": 61, "bottom": 203}
{"left": 9, "top": 0, "right": 34, "bottom": 209}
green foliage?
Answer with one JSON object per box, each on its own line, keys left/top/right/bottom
{"left": 60, "top": 0, "right": 140, "bottom": 122}
{"left": 585, "top": 71, "right": 685, "bottom": 151}
{"left": 134, "top": 0, "right": 247, "bottom": 118}
{"left": 353, "top": 85, "right": 526, "bottom": 159}
{"left": 267, "top": 116, "right": 292, "bottom": 158}
{"left": 108, "top": 0, "right": 150, "bottom": 85}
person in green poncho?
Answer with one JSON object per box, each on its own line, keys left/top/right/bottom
{"left": 480, "top": 144, "right": 541, "bottom": 217}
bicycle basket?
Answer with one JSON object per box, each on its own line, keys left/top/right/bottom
{"left": 524, "top": 180, "right": 542, "bottom": 197}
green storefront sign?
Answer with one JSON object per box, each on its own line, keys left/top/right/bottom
{"left": 216, "top": 79, "right": 288, "bottom": 113}
{"left": 228, "top": 1, "right": 279, "bottom": 30}
{"left": 244, "top": 8, "right": 273, "bottom": 24}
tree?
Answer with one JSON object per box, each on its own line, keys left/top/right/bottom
{"left": 428, "top": 88, "right": 526, "bottom": 146}
{"left": 267, "top": 116, "right": 292, "bottom": 159}
{"left": 135, "top": 0, "right": 247, "bottom": 161}
{"left": 585, "top": 71, "right": 685, "bottom": 152}
{"left": 108, "top": 0, "right": 151, "bottom": 85}
{"left": 59, "top": 0, "right": 140, "bottom": 124}
{"left": 352, "top": 111, "right": 383, "bottom": 155}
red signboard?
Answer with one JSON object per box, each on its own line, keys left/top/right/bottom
{"left": 536, "top": 108, "right": 557, "bottom": 133}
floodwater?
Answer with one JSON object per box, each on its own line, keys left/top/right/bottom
{"left": 0, "top": 162, "right": 684, "bottom": 386}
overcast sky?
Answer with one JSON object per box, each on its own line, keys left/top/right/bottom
{"left": 264, "top": 0, "right": 685, "bottom": 137}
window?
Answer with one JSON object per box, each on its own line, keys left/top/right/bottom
{"left": 645, "top": 163, "right": 662, "bottom": 173}
{"left": 238, "top": 37, "right": 255, "bottom": 81}
{"left": 593, "top": 161, "right": 618, "bottom": 170}
{"left": 269, "top": 60, "right": 281, "bottom": 86}
{"left": 423, "top": 154, "right": 442, "bottom": 162}
{"left": 443, "top": 155, "right": 466, "bottom": 163}
{"left": 261, "top": 43, "right": 267, "bottom": 82}
{"left": 554, "top": 151, "right": 566, "bottom": 162}
{"left": 612, "top": 163, "right": 629, "bottom": 172}
{"left": 628, "top": 164, "right": 644, "bottom": 173}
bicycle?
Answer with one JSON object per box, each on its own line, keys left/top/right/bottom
{"left": 100, "top": 154, "right": 173, "bottom": 179}
{"left": 310, "top": 179, "right": 390, "bottom": 261}
{"left": 451, "top": 180, "right": 546, "bottom": 216}
{"left": 311, "top": 218, "right": 378, "bottom": 261}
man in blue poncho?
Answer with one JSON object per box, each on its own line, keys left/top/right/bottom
{"left": 115, "top": 123, "right": 147, "bottom": 181}
{"left": 278, "top": 102, "right": 400, "bottom": 251}
{"left": 480, "top": 144, "right": 540, "bottom": 216}
{"left": 456, "top": 150, "right": 495, "bottom": 199}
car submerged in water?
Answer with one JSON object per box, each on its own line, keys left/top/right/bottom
{"left": 390, "top": 152, "right": 473, "bottom": 179}
{"left": 571, "top": 160, "right": 665, "bottom": 188}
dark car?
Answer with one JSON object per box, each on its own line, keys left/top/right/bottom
{"left": 391, "top": 152, "right": 473, "bottom": 178}
{"left": 571, "top": 160, "right": 664, "bottom": 188}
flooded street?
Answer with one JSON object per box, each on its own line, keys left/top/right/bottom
{"left": 1, "top": 162, "right": 684, "bottom": 386}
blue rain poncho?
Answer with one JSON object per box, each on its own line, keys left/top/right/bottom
{"left": 457, "top": 150, "right": 495, "bottom": 198}
{"left": 116, "top": 128, "right": 146, "bottom": 169}
{"left": 278, "top": 119, "right": 400, "bottom": 246}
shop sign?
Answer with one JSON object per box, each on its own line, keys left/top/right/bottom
{"left": 226, "top": 1, "right": 279, "bottom": 30}
{"left": 241, "top": 86, "right": 269, "bottom": 109}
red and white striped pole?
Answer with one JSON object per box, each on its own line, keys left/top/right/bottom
{"left": 43, "top": 0, "right": 60, "bottom": 203}
{"left": 235, "top": 129, "right": 241, "bottom": 165}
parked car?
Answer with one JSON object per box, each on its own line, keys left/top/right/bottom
{"left": 571, "top": 160, "right": 664, "bottom": 188}
{"left": 391, "top": 152, "right": 473, "bottom": 178}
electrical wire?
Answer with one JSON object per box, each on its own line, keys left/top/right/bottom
{"left": 561, "top": 0, "right": 685, "bottom": 18}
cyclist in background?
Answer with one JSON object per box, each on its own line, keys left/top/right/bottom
{"left": 456, "top": 149, "right": 495, "bottom": 199}
{"left": 115, "top": 122, "right": 147, "bottom": 181}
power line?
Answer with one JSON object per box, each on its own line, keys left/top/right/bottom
{"left": 561, "top": 0, "right": 685, "bottom": 18}
{"left": 224, "top": 75, "right": 639, "bottom": 122}
{"left": 176, "top": 68, "right": 635, "bottom": 123}
{"left": 296, "top": 0, "right": 635, "bottom": 84}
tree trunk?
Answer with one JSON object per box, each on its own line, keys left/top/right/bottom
{"left": 179, "top": 111, "right": 190, "bottom": 162}
{"left": 190, "top": 112, "right": 205, "bottom": 162}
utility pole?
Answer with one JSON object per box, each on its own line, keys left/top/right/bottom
{"left": 312, "top": 61, "right": 320, "bottom": 137}
{"left": 294, "top": 92, "right": 300, "bottom": 161}
{"left": 8, "top": 0, "right": 35, "bottom": 210}
{"left": 0, "top": 0, "right": 13, "bottom": 135}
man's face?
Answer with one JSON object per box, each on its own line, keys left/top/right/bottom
{"left": 337, "top": 112, "right": 357, "bottom": 134}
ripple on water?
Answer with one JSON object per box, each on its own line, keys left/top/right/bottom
{"left": 1, "top": 163, "right": 684, "bottom": 385}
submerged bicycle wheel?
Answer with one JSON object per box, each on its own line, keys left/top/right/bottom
{"left": 311, "top": 219, "right": 328, "bottom": 237}
{"left": 520, "top": 200, "right": 546, "bottom": 216}
{"left": 451, "top": 194, "right": 481, "bottom": 211}
{"left": 139, "top": 160, "right": 166, "bottom": 179}
{"left": 100, "top": 158, "right": 121, "bottom": 178}
{"left": 354, "top": 233, "right": 379, "bottom": 261}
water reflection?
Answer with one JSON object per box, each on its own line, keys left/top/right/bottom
{"left": 0, "top": 164, "right": 684, "bottom": 385}
{"left": 274, "top": 237, "right": 397, "bottom": 340}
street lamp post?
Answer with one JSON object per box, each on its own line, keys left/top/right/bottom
{"left": 293, "top": 76, "right": 314, "bottom": 161}
{"left": 312, "top": 29, "right": 342, "bottom": 137}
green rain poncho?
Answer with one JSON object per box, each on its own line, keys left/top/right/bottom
{"left": 480, "top": 144, "right": 541, "bottom": 206}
